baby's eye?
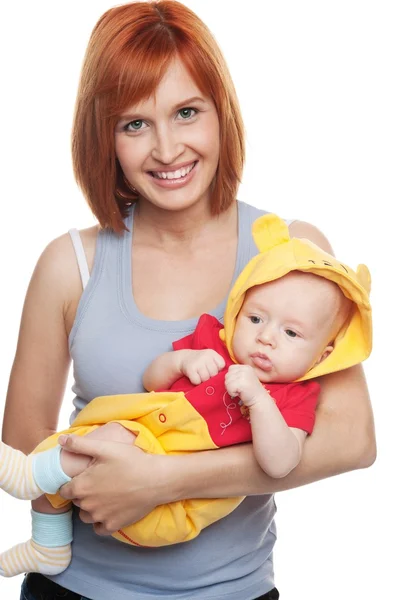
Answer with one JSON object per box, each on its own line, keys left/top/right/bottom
{"left": 285, "top": 329, "right": 297, "bottom": 338}
{"left": 249, "top": 316, "right": 261, "bottom": 324}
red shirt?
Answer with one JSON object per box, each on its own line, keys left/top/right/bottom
{"left": 166, "top": 314, "right": 319, "bottom": 448}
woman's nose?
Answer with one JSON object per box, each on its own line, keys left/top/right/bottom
{"left": 151, "top": 126, "right": 184, "bottom": 165}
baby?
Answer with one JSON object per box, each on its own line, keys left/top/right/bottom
{"left": 145, "top": 269, "right": 352, "bottom": 478}
{"left": 0, "top": 213, "right": 372, "bottom": 577}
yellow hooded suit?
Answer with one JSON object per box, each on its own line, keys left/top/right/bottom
{"left": 34, "top": 214, "right": 372, "bottom": 547}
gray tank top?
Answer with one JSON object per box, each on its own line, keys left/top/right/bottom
{"left": 51, "top": 201, "right": 281, "bottom": 600}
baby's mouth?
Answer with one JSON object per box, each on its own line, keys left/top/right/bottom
{"left": 250, "top": 353, "right": 273, "bottom": 371}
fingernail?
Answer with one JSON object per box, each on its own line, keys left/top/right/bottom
{"left": 58, "top": 435, "right": 68, "bottom": 446}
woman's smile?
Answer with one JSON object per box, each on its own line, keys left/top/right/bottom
{"left": 147, "top": 160, "right": 198, "bottom": 189}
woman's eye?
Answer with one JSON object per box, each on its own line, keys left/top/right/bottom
{"left": 178, "top": 107, "right": 197, "bottom": 120}
{"left": 285, "top": 329, "right": 297, "bottom": 338}
{"left": 125, "top": 119, "right": 145, "bottom": 132}
{"left": 250, "top": 316, "right": 261, "bottom": 324}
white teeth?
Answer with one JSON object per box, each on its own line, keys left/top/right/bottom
{"left": 152, "top": 162, "right": 195, "bottom": 180}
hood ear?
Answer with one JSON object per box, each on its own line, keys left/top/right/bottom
{"left": 252, "top": 214, "right": 290, "bottom": 253}
{"left": 356, "top": 264, "right": 371, "bottom": 295}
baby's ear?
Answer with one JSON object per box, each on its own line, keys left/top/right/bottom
{"left": 252, "top": 214, "right": 290, "bottom": 253}
{"left": 316, "top": 345, "right": 334, "bottom": 365}
{"left": 356, "top": 264, "right": 371, "bottom": 295}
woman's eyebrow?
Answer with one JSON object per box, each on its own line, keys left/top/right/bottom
{"left": 172, "top": 96, "right": 207, "bottom": 108}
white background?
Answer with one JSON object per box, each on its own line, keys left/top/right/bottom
{"left": 0, "top": 1, "right": 397, "bottom": 598}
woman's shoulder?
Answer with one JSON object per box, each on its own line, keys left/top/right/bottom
{"left": 32, "top": 225, "right": 100, "bottom": 329}
{"left": 71, "top": 225, "right": 100, "bottom": 273}
{"left": 39, "top": 225, "right": 99, "bottom": 275}
{"left": 239, "top": 201, "right": 334, "bottom": 254}
{"left": 288, "top": 220, "right": 334, "bottom": 254}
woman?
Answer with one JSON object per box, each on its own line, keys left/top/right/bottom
{"left": 2, "top": 2, "right": 375, "bottom": 599}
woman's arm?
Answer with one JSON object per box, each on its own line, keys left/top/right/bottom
{"left": 2, "top": 234, "right": 78, "bottom": 455}
{"left": 168, "top": 363, "right": 375, "bottom": 500}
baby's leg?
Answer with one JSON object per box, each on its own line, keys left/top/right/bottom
{"left": 0, "top": 424, "right": 136, "bottom": 500}
{"left": 0, "top": 440, "right": 43, "bottom": 499}
{"left": 60, "top": 422, "right": 136, "bottom": 478}
{"left": 0, "top": 440, "right": 73, "bottom": 576}
{"left": 0, "top": 424, "right": 135, "bottom": 578}
{"left": 0, "top": 493, "right": 73, "bottom": 577}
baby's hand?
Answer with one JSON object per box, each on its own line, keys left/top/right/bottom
{"left": 225, "top": 364, "right": 266, "bottom": 408}
{"left": 180, "top": 350, "right": 225, "bottom": 385}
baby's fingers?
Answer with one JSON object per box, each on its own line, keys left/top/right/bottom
{"left": 207, "top": 358, "right": 223, "bottom": 378}
{"left": 197, "top": 365, "right": 213, "bottom": 382}
{"left": 214, "top": 353, "right": 226, "bottom": 371}
{"left": 187, "top": 368, "right": 202, "bottom": 385}
{"left": 227, "top": 364, "right": 245, "bottom": 376}
{"left": 224, "top": 375, "right": 239, "bottom": 397}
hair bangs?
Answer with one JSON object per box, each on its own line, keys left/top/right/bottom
{"left": 106, "top": 34, "right": 178, "bottom": 119}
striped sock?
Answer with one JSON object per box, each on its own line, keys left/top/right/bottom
{"left": 0, "top": 540, "right": 72, "bottom": 577}
{"left": 0, "top": 510, "right": 73, "bottom": 577}
{"left": 0, "top": 441, "right": 42, "bottom": 500}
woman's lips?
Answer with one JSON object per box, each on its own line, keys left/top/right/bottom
{"left": 147, "top": 161, "right": 198, "bottom": 190}
{"left": 250, "top": 354, "right": 273, "bottom": 371}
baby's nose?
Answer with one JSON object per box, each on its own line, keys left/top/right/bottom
{"left": 257, "top": 325, "right": 277, "bottom": 347}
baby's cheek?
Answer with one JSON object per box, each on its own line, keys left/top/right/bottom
{"left": 280, "top": 353, "right": 305, "bottom": 379}
{"left": 231, "top": 336, "right": 242, "bottom": 362}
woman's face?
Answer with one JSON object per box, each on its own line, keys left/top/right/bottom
{"left": 115, "top": 58, "right": 220, "bottom": 214}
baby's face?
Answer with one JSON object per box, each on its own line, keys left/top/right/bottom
{"left": 232, "top": 272, "right": 344, "bottom": 383}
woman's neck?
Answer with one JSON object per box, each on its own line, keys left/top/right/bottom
{"left": 133, "top": 198, "right": 237, "bottom": 250}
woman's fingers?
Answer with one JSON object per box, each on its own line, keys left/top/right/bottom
{"left": 79, "top": 509, "right": 95, "bottom": 524}
{"left": 58, "top": 434, "right": 106, "bottom": 457}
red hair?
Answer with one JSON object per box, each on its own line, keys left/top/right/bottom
{"left": 72, "top": 1, "right": 245, "bottom": 232}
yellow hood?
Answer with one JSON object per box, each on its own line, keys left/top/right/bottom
{"left": 220, "top": 214, "right": 372, "bottom": 381}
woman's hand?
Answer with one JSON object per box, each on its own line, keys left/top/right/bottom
{"left": 58, "top": 435, "right": 174, "bottom": 535}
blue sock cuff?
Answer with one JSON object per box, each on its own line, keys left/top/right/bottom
{"left": 32, "top": 445, "right": 71, "bottom": 494}
{"left": 31, "top": 509, "right": 73, "bottom": 547}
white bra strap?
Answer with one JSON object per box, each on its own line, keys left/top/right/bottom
{"left": 68, "top": 229, "right": 90, "bottom": 290}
